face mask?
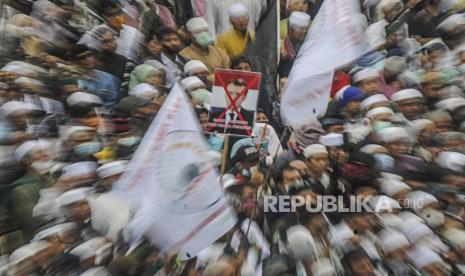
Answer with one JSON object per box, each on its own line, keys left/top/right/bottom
{"left": 373, "top": 121, "right": 392, "bottom": 133}
{"left": 117, "top": 136, "right": 141, "bottom": 147}
{"left": 74, "top": 141, "right": 102, "bottom": 156}
{"left": 291, "top": 179, "right": 304, "bottom": 189}
{"left": 31, "top": 160, "right": 54, "bottom": 174}
{"left": 191, "top": 89, "right": 211, "bottom": 105}
{"left": 373, "top": 153, "right": 395, "bottom": 171}
{"left": 242, "top": 168, "right": 251, "bottom": 178}
{"left": 194, "top": 31, "right": 214, "bottom": 47}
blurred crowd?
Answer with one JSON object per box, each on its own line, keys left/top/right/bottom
{"left": 0, "top": 0, "right": 465, "bottom": 275}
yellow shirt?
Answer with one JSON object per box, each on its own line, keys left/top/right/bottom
{"left": 216, "top": 29, "right": 255, "bottom": 60}
{"left": 180, "top": 44, "right": 231, "bottom": 72}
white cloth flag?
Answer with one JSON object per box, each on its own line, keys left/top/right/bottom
{"left": 113, "top": 83, "right": 236, "bottom": 259}
{"left": 281, "top": 0, "right": 367, "bottom": 126}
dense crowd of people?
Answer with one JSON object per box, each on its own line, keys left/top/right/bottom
{"left": 0, "top": 0, "right": 465, "bottom": 275}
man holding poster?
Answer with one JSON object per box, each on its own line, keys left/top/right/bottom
{"left": 207, "top": 69, "right": 261, "bottom": 136}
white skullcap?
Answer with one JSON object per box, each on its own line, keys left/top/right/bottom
{"left": 184, "top": 60, "right": 208, "bottom": 75}
{"left": 14, "top": 76, "right": 45, "bottom": 87}
{"left": 380, "top": 213, "right": 403, "bottom": 229}
{"left": 319, "top": 133, "right": 344, "bottom": 147}
{"left": 63, "top": 125, "right": 95, "bottom": 140}
{"left": 1, "top": 61, "right": 47, "bottom": 76}
{"left": 379, "top": 127, "right": 409, "bottom": 143}
{"left": 289, "top": 11, "right": 311, "bottom": 28}
{"left": 437, "top": 14, "right": 465, "bottom": 32}
{"left": 185, "top": 17, "right": 210, "bottom": 33}
{"left": 421, "top": 38, "right": 446, "bottom": 52}
{"left": 368, "top": 195, "right": 401, "bottom": 213}
{"left": 0, "top": 101, "right": 42, "bottom": 117}
{"left": 15, "top": 140, "right": 41, "bottom": 162}
{"left": 66, "top": 92, "right": 103, "bottom": 106}
{"left": 221, "top": 174, "right": 237, "bottom": 189}
{"left": 361, "top": 94, "right": 389, "bottom": 110}
{"left": 380, "top": 172, "right": 403, "bottom": 180}
{"left": 330, "top": 223, "right": 354, "bottom": 246}
{"left": 419, "top": 208, "right": 445, "bottom": 228}
{"left": 97, "top": 160, "right": 128, "bottom": 179}
{"left": 410, "top": 119, "right": 434, "bottom": 135}
{"left": 378, "top": 229, "right": 409, "bottom": 255}
{"left": 435, "top": 151, "right": 465, "bottom": 172}
{"left": 311, "top": 258, "right": 335, "bottom": 276}
{"left": 62, "top": 161, "right": 98, "bottom": 177}
{"left": 398, "top": 211, "right": 424, "bottom": 222}
{"left": 366, "top": 107, "right": 394, "bottom": 119}
{"left": 391, "top": 89, "right": 423, "bottom": 102}
{"left": 286, "top": 225, "right": 315, "bottom": 260}
{"left": 435, "top": 97, "right": 465, "bottom": 112}
{"left": 181, "top": 76, "right": 205, "bottom": 90}
{"left": 9, "top": 241, "right": 49, "bottom": 265}
{"left": 409, "top": 246, "right": 442, "bottom": 269}
{"left": 405, "top": 191, "right": 438, "bottom": 213}
{"left": 360, "top": 144, "right": 386, "bottom": 154}
{"left": 442, "top": 228, "right": 465, "bottom": 250}
{"left": 228, "top": 3, "right": 248, "bottom": 19}
{"left": 70, "top": 237, "right": 111, "bottom": 262}
{"left": 353, "top": 68, "right": 379, "bottom": 83}
{"left": 128, "top": 83, "right": 160, "bottom": 100}
{"left": 303, "top": 144, "right": 328, "bottom": 159}
{"left": 81, "top": 267, "right": 112, "bottom": 276}
{"left": 57, "top": 187, "right": 94, "bottom": 207}
{"left": 379, "top": 178, "right": 411, "bottom": 197}
{"left": 400, "top": 219, "right": 433, "bottom": 243}
{"left": 32, "top": 222, "right": 78, "bottom": 241}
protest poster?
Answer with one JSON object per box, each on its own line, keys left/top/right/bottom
{"left": 206, "top": 69, "right": 262, "bottom": 137}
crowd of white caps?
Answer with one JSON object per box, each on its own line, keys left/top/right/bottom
{"left": 1, "top": 0, "right": 465, "bottom": 275}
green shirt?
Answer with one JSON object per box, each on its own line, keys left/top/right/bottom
{"left": 7, "top": 174, "right": 53, "bottom": 241}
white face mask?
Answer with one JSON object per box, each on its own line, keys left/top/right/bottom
{"left": 31, "top": 160, "right": 55, "bottom": 174}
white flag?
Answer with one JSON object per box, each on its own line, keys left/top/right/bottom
{"left": 113, "top": 83, "right": 237, "bottom": 259}
{"left": 281, "top": 0, "right": 367, "bottom": 126}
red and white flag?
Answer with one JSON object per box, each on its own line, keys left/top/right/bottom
{"left": 281, "top": 0, "right": 367, "bottom": 126}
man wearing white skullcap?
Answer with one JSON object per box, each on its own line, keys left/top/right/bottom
{"left": 353, "top": 68, "right": 381, "bottom": 96}
{"left": 8, "top": 140, "right": 54, "bottom": 240}
{"left": 180, "top": 17, "right": 231, "bottom": 73}
{"left": 205, "top": 0, "right": 265, "bottom": 38}
{"left": 303, "top": 144, "right": 332, "bottom": 194}
{"left": 215, "top": 3, "right": 255, "bottom": 59}
{"left": 378, "top": 229, "right": 413, "bottom": 274}
{"left": 97, "top": 160, "right": 128, "bottom": 192}
{"left": 361, "top": 94, "right": 390, "bottom": 111}
{"left": 378, "top": 126, "right": 427, "bottom": 175}
{"left": 391, "top": 89, "right": 424, "bottom": 121}
{"left": 128, "top": 83, "right": 160, "bottom": 101}
{"left": 280, "top": 0, "right": 310, "bottom": 38}
{"left": 281, "top": 11, "right": 311, "bottom": 60}
{"left": 410, "top": 119, "right": 436, "bottom": 162}
{"left": 184, "top": 60, "right": 209, "bottom": 77}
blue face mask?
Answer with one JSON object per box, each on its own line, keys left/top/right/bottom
{"left": 373, "top": 153, "right": 394, "bottom": 171}
{"left": 118, "top": 136, "right": 141, "bottom": 147}
{"left": 74, "top": 141, "right": 102, "bottom": 156}
{"left": 373, "top": 121, "right": 392, "bottom": 133}
{"left": 208, "top": 135, "right": 225, "bottom": 152}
